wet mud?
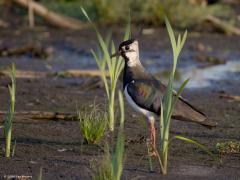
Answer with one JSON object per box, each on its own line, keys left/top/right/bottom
{"left": 0, "top": 27, "right": 239, "bottom": 179}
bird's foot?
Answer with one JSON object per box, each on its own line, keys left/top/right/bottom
{"left": 148, "top": 150, "right": 158, "bottom": 157}
{"left": 146, "top": 138, "right": 158, "bottom": 157}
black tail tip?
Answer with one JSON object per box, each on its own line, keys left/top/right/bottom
{"left": 201, "top": 119, "right": 218, "bottom": 129}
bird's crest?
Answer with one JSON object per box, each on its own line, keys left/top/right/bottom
{"left": 119, "top": 39, "right": 136, "bottom": 49}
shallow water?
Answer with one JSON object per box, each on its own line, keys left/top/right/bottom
{"left": 50, "top": 49, "right": 240, "bottom": 89}
{"left": 1, "top": 39, "right": 239, "bottom": 90}
{"left": 178, "top": 61, "right": 240, "bottom": 88}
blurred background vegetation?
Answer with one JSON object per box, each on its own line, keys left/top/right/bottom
{"left": 0, "top": 0, "right": 239, "bottom": 31}
{"left": 43, "top": 0, "right": 233, "bottom": 27}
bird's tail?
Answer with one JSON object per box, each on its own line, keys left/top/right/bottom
{"left": 199, "top": 118, "right": 217, "bottom": 129}
{"left": 173, "top": 97, "right": 217, "bottom": 128}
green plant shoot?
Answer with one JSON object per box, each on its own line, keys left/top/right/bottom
{"left": 81, "top": 7, "right": 130, "bottom": 132}
{"left": 157, "top": 17, "right": 187, "bottom": 174}
{"left": 111, "top": 91, "right": 125, "bottom": 180}
{"left": 4, "top": 63, "right": 16, "bottom": 158}
{"left": 157, "top": 18, "right": 214, "bottom": 175}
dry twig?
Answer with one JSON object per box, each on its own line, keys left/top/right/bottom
{"left": 13, "top": 0, "right": 86, "bottom": 30}
{"left": 204, "top": 15, "right": 240, "bottom": 36}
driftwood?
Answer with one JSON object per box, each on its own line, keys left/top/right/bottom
{"left": 55, "top": 70, "right": 110, "bottom": 78}
{"left": 13, "top": 0, "right": 85, "bottom": 30}
{"left": 0, "top": 44, "right": 53, "bottom": 58}
{"left": 204, "top": 15, "right": 240, "bottom": 36}
{"left": 219, "top": 93, "right": 240, "bottom": 102}
{"left": 0, "top": 69, "right": 109, "bottom": 78}
{"left": 0, "top": 111, "right": 78, "bottom": 121}
{"left": 28, "top": 0, "right": 35, "bottom": 28}
{"left": 0, "top": 70, "right": 48, "bottom": 78}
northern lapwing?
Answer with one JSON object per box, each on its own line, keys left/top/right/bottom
{"left": 111, "top": 39, "right": 217, "bottom": 155}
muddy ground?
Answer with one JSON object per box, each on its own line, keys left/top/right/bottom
{"left": 0, "top": 27, "right": 240, "bottom": 180}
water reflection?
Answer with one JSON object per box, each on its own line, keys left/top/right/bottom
{"left": 156, "top": 61, "right": 240, "bottom": 88}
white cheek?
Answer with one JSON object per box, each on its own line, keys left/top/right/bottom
{"left": 126, "top": 51, "right": 137, "bottom": 60}
{"left": 126, "top": 52, "right": 138, "bottom": 66}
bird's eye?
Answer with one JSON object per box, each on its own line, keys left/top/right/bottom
{"left": 125, "top": 46, "right": 130, "bottom": 51}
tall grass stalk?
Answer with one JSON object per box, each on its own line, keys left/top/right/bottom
{"left": 111, "top": 91, "right": 125, "bottom": 180}
{"left": 157, "top": 18, "right": 214, "bottom": 175}
{"left": 157, "top": 17, "right": 188, "bottom": 174}
{"left": 81, "top": 7, "right": 130, "bottom": 132}
{"left": 4, "top": 63, "right": 16, "bottom": 158}
{"left": 93, "top": 91, "right": 125, "bottom": 180}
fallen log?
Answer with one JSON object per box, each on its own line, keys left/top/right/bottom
{"left": 0, "top": 111, "right": 78, "bottom": 121}
{"left": 0, "top": 69, "right": 109, "bottom": 78}
{"left": 204, "top": 15, "right": 240, "bottom": 36}
{"left": 54, "top": 70, "right": 110, "bottom": 78}
{"left": 28, "top": 0, "right": 35, "bottom": 28}
{"left": 0, "top": 70, "right": 48, "bottom": 78}
{"left": 13, "top": 0, "right": 86, "bottom": 30}
{"left": 0, "top": 44, "right": 53, "bottom": 58}
{"left": 219, "top": 92, "right": 240, "bottom": 102}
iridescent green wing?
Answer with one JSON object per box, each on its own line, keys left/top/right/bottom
{"left": 127, "top": 80, "right": 162, "bottom": 114}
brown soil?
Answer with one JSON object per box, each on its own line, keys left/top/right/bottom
{"left": 0, "top": 27, "right": 240, "bottom": 180}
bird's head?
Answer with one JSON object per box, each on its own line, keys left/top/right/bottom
{"left": 111, "top": 39, "right": 140, "bottom": 65}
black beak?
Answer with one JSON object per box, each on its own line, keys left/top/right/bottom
{"left": 110, "top": 50, "right": 121, "bottom": 58}
{"left": 110, "top": 49, "right": 134, "bottom": 58}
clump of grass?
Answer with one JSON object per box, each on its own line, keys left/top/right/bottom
{"left": 156, "top": 18, "right": 214, "bottom": 175}
{"left": 78, "top": 104, "right": 107, "bottom": 144}
{"left": 4, "top": 63, "right": 16, "bottom": 158}
{"left": 92, "top": 91, "right": 125, "bottom": 180}
{"left": 81, "top": 7, "right": 130, "bottom": 132}
{"left": 216, "top": 141, "right": 240, "bottom": 155}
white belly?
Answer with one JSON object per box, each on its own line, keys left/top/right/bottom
{"left": 124, "top": 85, "right": 155, "bottom": 123}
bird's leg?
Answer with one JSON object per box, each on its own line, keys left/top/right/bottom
{"left": 147, "top": 118, "right": 158, "bottom": 157}
{"left": 150, "top": 121, "right": 156, "bottom": 150}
